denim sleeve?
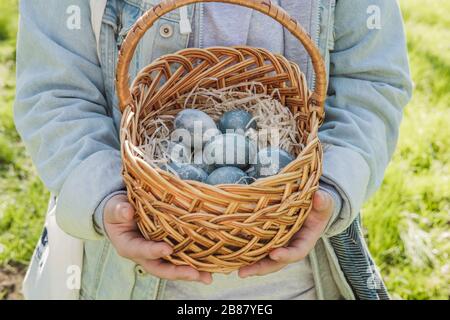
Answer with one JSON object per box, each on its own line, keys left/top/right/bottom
{"left": 319, "top": 0, "right": 413, "bottom": 237}
{"left": 14, "top": 0, "right": 124, "bottom": 240}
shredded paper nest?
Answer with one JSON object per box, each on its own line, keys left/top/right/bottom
{"left": 132, "top": 82, "right": 305, "bottom": 169}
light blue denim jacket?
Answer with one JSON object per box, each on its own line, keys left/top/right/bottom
{"left": 14, "top": 0, "right": 412, "bottom": 299}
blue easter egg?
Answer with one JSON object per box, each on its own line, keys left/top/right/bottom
{"left": 161, "top": 141, "right": 191, "bottom": 163}
{"left": 192, "top": 150, "right": 216, "bottom": 174}
{"left": 218, "top": 110, "right": 257, "bottom": 134}
{"left": 254, "top": 147, "right": 295, "bottom": 178}
{"left": 206, "top": 166, "right": 251, "bottom": 185}
{"left": 173, "top": 109, "right": 218, "bottom": 150}
{"left": 166, "top": 162, "right": 208, "bottom": 182}
{"left": 203, "top": 133, "right": 257, "bottom": 170}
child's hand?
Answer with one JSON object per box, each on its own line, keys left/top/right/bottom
{"left": 103, "top": 194, "right": 212, "bottom": 284}
{"left": 238, "top": 190, "right": 334, "bottom": 278}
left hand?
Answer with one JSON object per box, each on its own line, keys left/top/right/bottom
{"left": 238, "top": 190, "right": 334, "bottom": 278}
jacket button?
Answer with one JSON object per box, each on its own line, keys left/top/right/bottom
{"left": 160, "top": 24, "right": 174, "bottom": 38}
{"left": 135, "top": 265, "right": 146, "bottom": 275}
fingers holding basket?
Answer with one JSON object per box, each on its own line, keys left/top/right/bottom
{"left": 116, "top": 232, "right": 173, "bottom": 261}
{"left": 139, "top": 259, "right": 213, "bottom": 284}
{"left": 103, "top": 194, "right": 212, "bottom": 283}
{"left": 238, "top": 190, "right": 335, "bottom": 277}
{"left": 104, "top": 194, "right": 173, "bottom": 260}
{"left": 238, "top": 259, "right": 287, "bottom": 278}
{"left": 269, "top": 190, "right": 334, "bottom": 263}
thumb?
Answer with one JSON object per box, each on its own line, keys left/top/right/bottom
{"left": 313, "top": 190, "right": 333, "bottom": 212}
{"left": 104, "top": 194, "right": 135, "bottom": 224}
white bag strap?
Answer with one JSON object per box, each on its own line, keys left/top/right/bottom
{"left": 90, "top": 0, "right": 108, "bottom": 60}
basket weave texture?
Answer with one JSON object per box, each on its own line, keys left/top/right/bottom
{"left": 116, "top": 0, "right": 327, "bottom": 273}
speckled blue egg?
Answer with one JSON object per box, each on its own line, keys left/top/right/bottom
{"left": 173, "top": 109, "right": 218, "bottom": 150}
{"left": 218, "top": 110, "right": 257, "bottom": 134}
{"left": 161, "top": 141, "right": 191, "bottom": 163}
{"left": 203, "top": 127, "right": 222, "bottom": 145}
{"left": 254, "top": 147, "right": 295, "bottom": 178}
{"left": 166, "top": 162, "right": 208, "bottom": 182}
{"left": 192, "top": 150, "right": 216, "bottom": 174}
{"left": 206, "top": 167, "right": 251, "bottom": 185}
{"left": 203, "top": 133, "right": 257, "bottom": 170}
{"left": 245, "top": 165, "right": 258, "bottom": 178}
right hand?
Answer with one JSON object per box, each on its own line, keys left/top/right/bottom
{"left": 104, "top": 194, "right": 212, "bottom": 284}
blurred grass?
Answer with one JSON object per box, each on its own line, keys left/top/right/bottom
{"left": 0, "top": 0, "right": 448, "bottom": 299}
{"left": 362, "top": 0, "right": 450, "bottom": 300}
{"left": 0, "top": 0, "right": 49, "bottom": 270}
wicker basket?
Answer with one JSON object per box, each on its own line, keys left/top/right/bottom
{"left": 116, "top": 0, "right": 327, "bottom": 273}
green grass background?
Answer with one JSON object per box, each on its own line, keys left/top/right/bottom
{"left": 0, "top": 0, "right": 448, "bottom": 300}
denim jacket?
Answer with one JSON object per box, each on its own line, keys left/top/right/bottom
{"left": 14, "top": 0, "right": 412, "bottom": 300}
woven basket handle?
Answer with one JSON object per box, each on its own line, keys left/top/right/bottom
{"left": 116, "top": 0, "right": 327, "bottom": 114}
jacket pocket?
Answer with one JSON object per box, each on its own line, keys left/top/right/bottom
{"left": 101, "top": 0, "right": 188, "bottom": 107}
{"left": 118, "top": 1, "right": 189, "bottom": 67}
